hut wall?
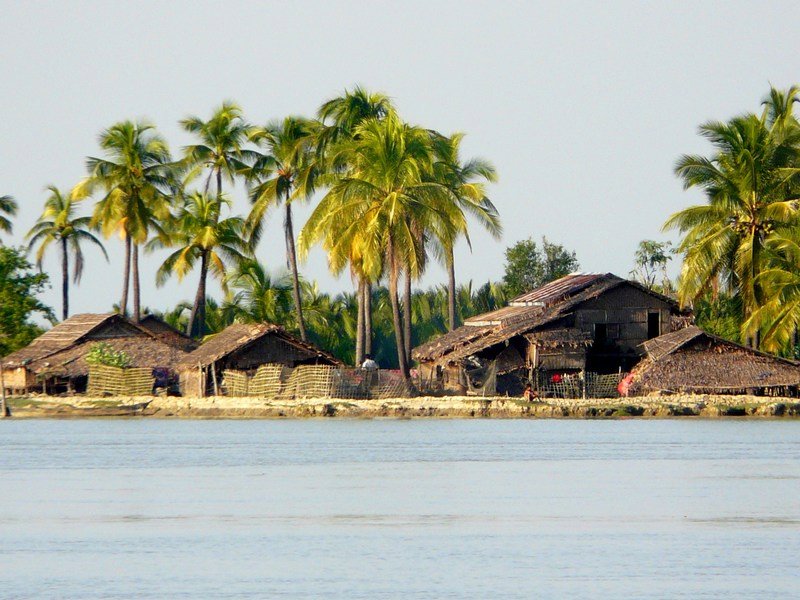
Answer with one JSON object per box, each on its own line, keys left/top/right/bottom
{"left": 228, "top": 336, "right": 319, "bottom": 369}
{"left": 85, "top": 320, "right": 149, "bottom": 340}
{"left": 2, "top": 367, "right": 35, "bottom": 395}
{"left": 179, "top": 369, "right": 206, "bottom": 397}
{"left": 575, "top": 285, "right": 673, "bottom": 355}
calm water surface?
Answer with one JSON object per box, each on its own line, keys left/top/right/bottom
{"left": 1, "top": 419, "right": 799, "bottom": 599}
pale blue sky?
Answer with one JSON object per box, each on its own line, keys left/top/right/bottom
{"left": 2, "top": 0, "right": 799, "bottom": 316}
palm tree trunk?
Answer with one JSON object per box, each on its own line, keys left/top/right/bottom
{"left": 387, "top": 237, "right": 409, "bottom": 378}
{"left": 447, "top": 246, "right": 457, "bottom": 331}
{"left": 364, "top": 281, "right": 373, "bottom": 355}
{"left": 355, "top": 277, "right": 365, "bottom": 366}
{"left": 285, "top": 202, "right": 308, "bottom": 341}
{"left": 61, "top": 238, "right": 69, "bottom": 320}
{"left": 403, "top": 268, "right": 412, "bottom": 361}
{"left": 216, "top": 168, "right": 223, "bottom": 199}
{"left": 187, "top": 251, "right": 208, "bottom": 338}
{"left": 120, "top": 233, "right": 131, "bottom": 316}
{"left": 132, "top": 242, "right": 141, "bottom": 322}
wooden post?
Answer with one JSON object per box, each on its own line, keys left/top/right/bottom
{"left": 197, "top": 364, "right": 203, "bottom": 398}
{"left": 211, "top": 361, "right": 219, "bottom": 396}
{"left": 0, "top": 362, "right": 7, "bottom": 418}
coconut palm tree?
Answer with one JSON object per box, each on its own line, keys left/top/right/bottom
{"left": 224, "top": 259, "right": 295, "bottom": 325}
{"left": 0, "top": 195, "right": 17, "bottom": 237}
{"left": 150, "top": 192, "right": 248, "bottom": 337}
{"left": 317, "top": 87, "right": 396, "bottom": 358}
{"left": 244, "top": 116, "right": 319, "bottom": 341}
{"left": 180, "top": 101, "right": 255, "bottom": 198}
{"left": 317, "top": 85, "right": 394, "bottom": 160}
{"left": 26, "top": 186, "right": 108, "bottom": 320}
{"left": 301, "top": 112, "right": 466, "bottom": 378}
{"left": 76, "top": 120, "right": 175, "bottom": 322}
{"left": 430, "top": 132, "right": 501, "bottom": 330}
{"left": 665, "top": 99, "right": 800, "bottom": 329}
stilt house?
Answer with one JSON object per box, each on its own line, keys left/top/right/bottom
{"left": 412, "top": 272, "right": 687, "bottom": 394}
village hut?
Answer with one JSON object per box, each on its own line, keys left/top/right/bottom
{"left": 177, "top": 322, "right": 341, "bottom": 397}
{"left": 0, "top": 313, "right": 188, "bottom": 396}
{"left": 628, "top": 326, "right": 800, "bottom": 396}
{"left": 412, "top": 272, "right": 688, "bottom": 395}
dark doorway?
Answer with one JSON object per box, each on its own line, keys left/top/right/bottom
{"left": 647, "top": 312, "right": 660, "bottom": 339}
{"left": 594, "top": 323, "right": 607, "bottom": 345}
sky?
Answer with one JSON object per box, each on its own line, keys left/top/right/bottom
{"left": 2, "top": 0, "right": 800, "bottom": 318}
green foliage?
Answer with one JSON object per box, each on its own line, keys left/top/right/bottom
{"left": 666, "top": 85, "right": 800, "bottom": 352}
{"left": 85, "top": 342, "right": 132, "bottom": 368}
{"left": 0, "top": 246, "right": 53, "bottom": 357}
{"left": 631, "top": 240, "right": 673, "bottom": 292}
{"left": 502, "top": 237, "right": 579, "bottom": 298}
{"left": 0, "top": 194, "right": 18, "bottom": 235}
{"left": 693, "top": 293, "right": 744, "bottom": 344}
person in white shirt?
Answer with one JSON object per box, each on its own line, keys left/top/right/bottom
{"left": 361, "top": 354, "right": 379, "bottom": 370}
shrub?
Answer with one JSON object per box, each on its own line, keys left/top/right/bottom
{"left": 85, "top": 342, "right": 131, "bottom": 368}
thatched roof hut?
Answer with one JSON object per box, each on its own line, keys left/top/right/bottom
{"left": 1, "top": 313, "right": 189, "bottom": 394}
{"left": 629, "top": 326, "right": 800, "bottom": 396}
{"left": 177, "top": 323, "right": 341, "bottom": 397}
{"left": 413, "top": 273, "right": 685, "bottom": 393}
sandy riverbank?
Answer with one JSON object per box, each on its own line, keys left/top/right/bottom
{"left": 3, "top": 394, "right": 800, "bottom": 419}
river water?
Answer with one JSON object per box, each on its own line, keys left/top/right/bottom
{"left": 1, "top": 419, "right": 798, "bottom": 599}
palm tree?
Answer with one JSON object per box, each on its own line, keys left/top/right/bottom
{"left": 317, "top": 87, "right": 395, "bottom": 360}
{"left": 665, "top": 91, "right": 800, "bottom": 334}
{"left": 26, "top": 186, "right": 108, "bottom": 319}
{"left": 150, "top": 192, "right": 248, "bottom": 337}
{"left": 224, "top": 259, "right": 295, "bottom": 325}
{"left": 0, "top": 195, "right": 17, "bottom": 238}
{"left": 317, "top": 85, "right": 394, "bottom": 159}
{"left": 301, "top": 112, "right": 466, "bottom": 378}
{"left": 245, "top": 116, "right": 318, "bottom": 341}
{"left": 180, "top": 101, "right": 255, "bottom": 198}
{"left": 76, "top": 120, "right": 175, "bottom": 322}
{"left": 430, "top": 132, "right": 501, "bottom": 330}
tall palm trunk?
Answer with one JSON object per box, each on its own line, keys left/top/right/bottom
{"left": 403, "top": 268, "right": 412, "bottom": 361}
{"left": 447, "top": 246, "right": 457, "bottom": 331}
{"left": 355, "top": 277, "right": 365, "bottom": 366}
{"left": 61, "top": 237, "right": 69, "bottom": 321}
{"left": 120, "top": 232, "right": 131, "bottom": 316}
{"left": 364, "top": 281, "right": 373, "bottom": 355}
{"left": 387, "top": 237, "right": 409, "bottom": 378}
{"left": 132, "top": 242, "right": 141, "bottom": 322}
{"left": 284, "top": 201, "right": 307, "bottom": 341}
{"left": 187, "top": 251, "right": 208, "bottom": 338}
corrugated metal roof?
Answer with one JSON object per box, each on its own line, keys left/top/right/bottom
{"left": 509, "top": 273, "right": 610, "bottom": 306}
{"left": 463, "top": 305, "right": 540, "bottom": 326}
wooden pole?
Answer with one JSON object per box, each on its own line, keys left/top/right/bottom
{"left": 211, "top": 361, "right": 219, "bottom": 396}
{"left": 0, "top": 362, "right": 7, "bottom": 418}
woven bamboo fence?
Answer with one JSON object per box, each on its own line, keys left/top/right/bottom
{"left": 222, "top": 364, "right": 410, "bottom": 400}
{"left": 87, "top": 365, "right": 155, "bottom": 396}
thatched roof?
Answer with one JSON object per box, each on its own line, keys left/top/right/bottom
{"left": 632, "top": 326, "right": 800, "bottom": 394}
{"left": 138, "top": 315, "right": 198, "bottom": 352}
{"left": 27, "top": 336, "right": 188, "bottom": 377}
{"left": 525, "top": 328, "right": 593, "bottom": 348}
{"left": 177, "top": 322, "right": 341, "bottom": 369}
{"left": 414, "top": 273, "right": 680, "bottom": 364}
{"left": 2, "top": 313, "right": 131, "bottom": 368}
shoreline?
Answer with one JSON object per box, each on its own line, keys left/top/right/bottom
{"left": 3, "top": 394, "right": 800, "bottom": 419}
